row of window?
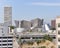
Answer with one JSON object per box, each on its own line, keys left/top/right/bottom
{"left": 0, "top": 40, "right": 12, "bottom": 42}
{"left": 21, "top": 37, "right": 56, "bottom": 39}
{"left": 0, "top": 44, "right": 12, "bottom": 46}
{"left": 0, "top": 37, "right": 13, "bottom": 39}
{"left": 1, "top": 47, "right": 12, "bottom": 48}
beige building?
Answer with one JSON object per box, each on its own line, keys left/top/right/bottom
{"left": 56, "top": 16, "right": 60, "bottom": 48}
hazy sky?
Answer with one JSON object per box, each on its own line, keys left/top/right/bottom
{"left": 0, "top": 0, "right": 60, "bottom": 24}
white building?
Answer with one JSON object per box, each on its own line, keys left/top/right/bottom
{"left": 0, "top": 27, "right": 13, "bottom": 48}
{"left": 0, "top": 6, "right": 13, "bottom": 48}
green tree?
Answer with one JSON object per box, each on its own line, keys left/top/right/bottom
{"left": 43, "top": 34, "right": 53, "bottom": 41}
{"left": 9, "top": 26, "right": 15, "bottom": 29}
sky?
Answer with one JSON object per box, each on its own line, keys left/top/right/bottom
{"left": 0, "top": 0, "right": 60, "bottom": 24}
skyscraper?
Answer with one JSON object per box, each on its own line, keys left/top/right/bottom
{"left": 4, "top": 6, "right": 12, "bottom": 26}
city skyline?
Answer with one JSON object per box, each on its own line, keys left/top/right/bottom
{"left": 0, "top": 0, "right": 60, "bottom": 23}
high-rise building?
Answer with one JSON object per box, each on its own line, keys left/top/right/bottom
{"left": 31, "top": 18, "right": 43, "bottom": 28}
{"left": 0, "top": 7, "right": 13, "bottom": 48}
{"left": 4, "top": 6, "right": 12, "bottom": 26}
{"left": 51, "top": 20, "right": 56, "bottom": 28}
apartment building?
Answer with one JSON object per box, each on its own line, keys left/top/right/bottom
{"left": 56, "top": 16, "right": 60, "bottom": 48}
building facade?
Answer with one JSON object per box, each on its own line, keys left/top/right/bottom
{"left": 4, "top": 7, "right": 12, "bottom": 26}
{"left": 31, "top": 18, "right": 43, "bottom": 28}
{"left": 51, "top": 20, "right": 56, "bottom": 28}
{"left": 56, "top": 16, "right": 60, "bottom": 48}
{"left": 15, "top": 20, "right": 31, "bottom": 29}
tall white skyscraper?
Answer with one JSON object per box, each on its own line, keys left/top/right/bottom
{"left": 4, "top": 6, "right": 12, "bottom": 26}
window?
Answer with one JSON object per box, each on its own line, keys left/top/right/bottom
{"left": 8, "top": 47, "right": 12, "bottom": 48}
{"left": 8, "top": 37, "right": 13, "bottom": 38}
{"left": 2, "top": 44, "right": 7, "bottom": 46}
{"left": 58, "top": 23, "right": 60, "bottom": 27}
{"left": 8, "top": 44, "right": 12, "bottom": 45}
{"left": 21, "top": 37, "right": 30, "bottom": 39}
{"left": 2, "top": 37, "right": 7, "bottom": 38}
{"left": 8, "top": 40, "right": 12, "bottom": 42}
{"left": 33, "top": 37, "right": 43, "bottom": 39}
{"left": 58, "top": 46, "right": 60, "bottom": 48}
{"left": 58, "top": 38, "right": 60, "bottom": 41}
{"left": 2, "top": 40, "right": 7, "bottom": 42}
{"left": 58, "top": 31, "right": 60, "bottom": 34}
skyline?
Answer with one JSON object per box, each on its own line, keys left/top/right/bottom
{"left": 0, "top": 0, "right": 60, "bottom": 24}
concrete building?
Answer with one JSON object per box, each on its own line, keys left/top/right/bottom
{"left": 51, "top": 20, "right": 56, "bottom": 28}
{"left": 20, "top": 20, "right": 31, "bottom": 29}
{"left": 0, "top": 35, "right": 13, "bottom": 48}
{"left": 0, "top": 6, "right": 14, "bottom": 48}
{"left": 15, "top": 20, "right": 31, "bottom": 29}
{"left": 15, "top": 31, "right": 56, "bottom": 48}
{"left": 31, "top": 18, "right": 43, "bottom": 28}
{"left": 56, "top": 16, "right": 60, "bottom": 48}
{"left": 0, "top": 26, "right": 13, "bottom": 48}
{"left": 4, "top": 6, "right": 12, "bottom": 26}
{"left": 15, "top": 20, "right": 19, "bottom": 28}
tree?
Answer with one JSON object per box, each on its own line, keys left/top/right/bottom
{"left": 43, "top": 34, "right": 53, "bottom": 41}
{"left": 9, "top": 26, "right": 15, "bottom": 32}
{"left": 9, "top": 26, "right": 15, "bottom": 29}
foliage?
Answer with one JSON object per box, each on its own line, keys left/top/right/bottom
{"left": 18, "top": 38, "right": 21, "bottom": 44}
{"left": 41, "top": 39, "right": 46, "bottom": 43}
{"left": 9, "top": 26, "right": 15, "bottom": 29}
{"left": 43, "top": 34, "right": 53, "bottom": 41}
{"left": 27, "top": 41, "right": 33, "bottom": 45}
{"left": 36, "top": 40, "right": 41, "bottom": 45}
{"left": 30, "top": 29, "right": 32, "bottom": 32}
{"left": 40, "top": 46, "right": 46, "bottom": 48}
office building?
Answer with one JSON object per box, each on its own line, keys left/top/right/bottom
{"left": 31, "top": 18, "right": 43, "bottom": 28}
{"left": 15, "top": 20, "right": 31, "bottom": 29}
{"left": 51, "top": 20, "right": 56, "bottom": 28}
{"left": 4, "top": 6, "right": 12, "bottom": 26}
{"left": 0, "top": 6, "right": 13, "bottom": 48}
{"left": 20, "top": 20, "right": 31, "bottom": 28}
